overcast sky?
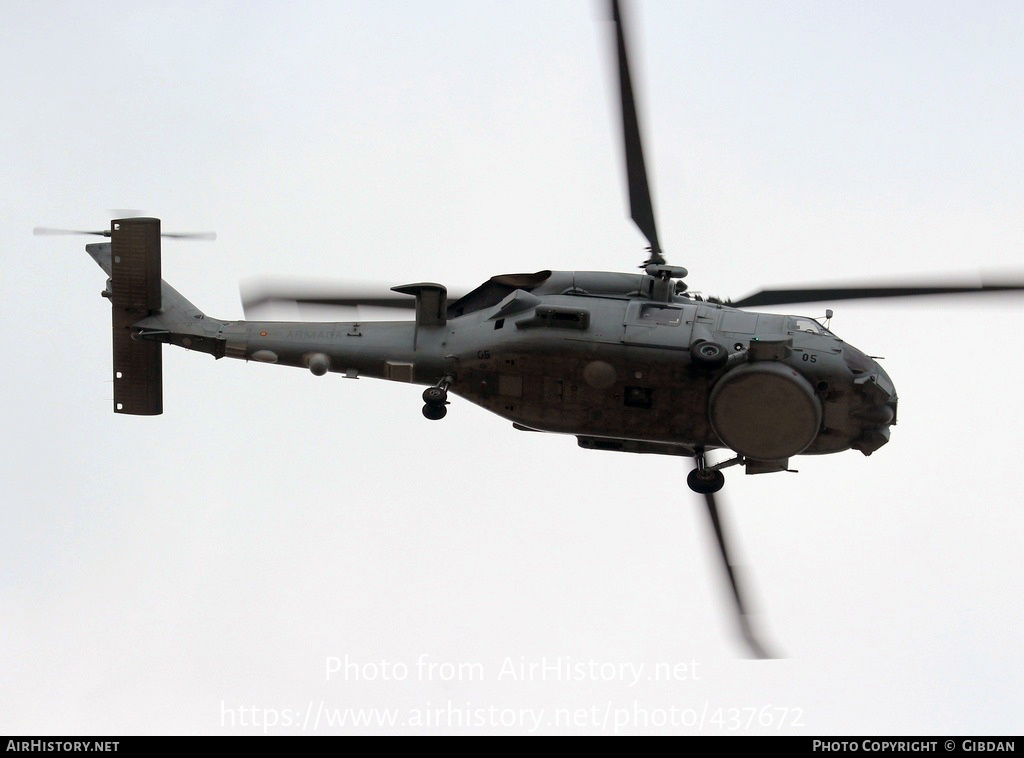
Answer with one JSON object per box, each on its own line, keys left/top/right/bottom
{"left": 3, "top": 0, "right": 1023, "bottom": 735}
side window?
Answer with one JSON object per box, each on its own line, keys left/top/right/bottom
{"left": 636, "top": 304, "right": 683, "bottom": 325}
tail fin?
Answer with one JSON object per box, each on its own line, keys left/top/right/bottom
{"left": 87, "top": 217, "right": 228, "bottom": 415}
{"left": 103, "top": 217, "right": 164, "bottom": 415}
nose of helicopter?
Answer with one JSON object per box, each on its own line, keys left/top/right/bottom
{"left": 846, "top": 350, "right": 898, "bottom": 455}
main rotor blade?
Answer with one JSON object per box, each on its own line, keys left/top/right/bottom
{"left": 700, "top": 489, "right": 772, "bottom": 659}
{"left": 243, "top": 291, "right": 418, "bottom": 316}
{"left": 728, "top": 279, "right": 1024, "bottom": 308}
{"left": 241, "top": 278, "right": 470, "bottom": 319}
{"left": 610, "top": 0, "right": 664, "bottom": 266}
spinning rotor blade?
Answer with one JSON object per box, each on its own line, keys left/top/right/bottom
{"left": 728, "top": 278, "right": 1024, "bottom": 308}
{"left": 700, "top": 489, "right": 772, "bottom": 659}
{"left": 240, "top": 278, "right": 465, "bottom": 319}
{"left": 243, "top": 290, "right": 417, "bottom": 316}
{"left": 33, "top": 225, "right": 216, "bottom": 241}
{"left": 610, "top": 0, "right": 664, "bottom": 266}
{"left": 33, "top": 227, "right": 109, "bottom": 237}
{"left": 159, "top": 231, "right": 217, "bottom": 240}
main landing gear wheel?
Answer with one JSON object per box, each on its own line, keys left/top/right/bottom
{"left": 687, "top": 467, "right": 725, "bottom": 494}
{"left": 687, "top": 447, "right": 726, "bottom": 493}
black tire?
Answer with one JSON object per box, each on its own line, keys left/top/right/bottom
{"left": 422, "top": 386, "right": 447, "bottom": 405}
{"left": 422, "top": 403, "right": 447, "bottom": 421}
{"left": 691, "top": 341, "right": 728, "bottom": 371}
{"left": 686, "top": 468, "right": 725, "bottom": 494}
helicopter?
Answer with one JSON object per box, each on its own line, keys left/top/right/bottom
{"left": 36, "top": 1, "right": 1024, "bottom": 659}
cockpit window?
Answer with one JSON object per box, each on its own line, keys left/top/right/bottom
{"left": 789, "top": 317, "right": 827, "bottom": 334}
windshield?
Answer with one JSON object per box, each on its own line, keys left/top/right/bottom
{"left": 788, "top": 317, "right": 832, "bottom": 335}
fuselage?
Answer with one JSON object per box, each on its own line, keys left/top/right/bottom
{"left": 145, "top": 268, "right": 897, "bottom": 472}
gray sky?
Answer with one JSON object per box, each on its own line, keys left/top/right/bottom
{"left": 3, "top": 0, "right": 1023, "bottom": 735}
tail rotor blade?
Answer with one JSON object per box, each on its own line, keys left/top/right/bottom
{"left": 34, "top": 224, "right": 215, "bottom": 241}
{"left": 34, "top": 227, "right": 108, "bottom": 237}
{"left": 161, "top": 231, "right": 217, "bottom": 241}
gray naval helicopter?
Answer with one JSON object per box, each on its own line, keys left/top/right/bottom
{"left": 39, "top": 1, "right": 1024, "bottom": 657}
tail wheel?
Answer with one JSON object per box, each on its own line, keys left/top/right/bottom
{"left": 422, "top": 387, "right": 447, "bottom": 404}
{"left": 422, "top": 403, "right": 447, "bottom": 420}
